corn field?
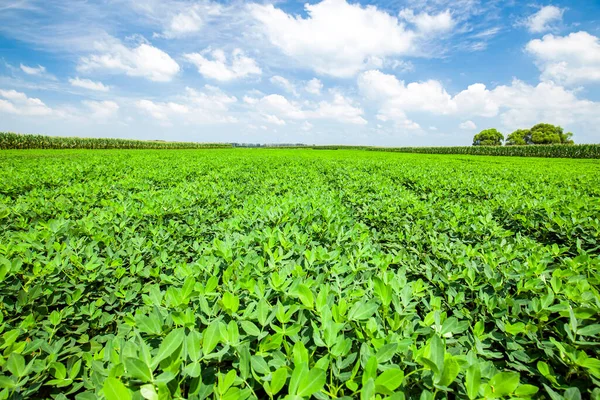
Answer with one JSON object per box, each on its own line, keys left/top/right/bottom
{"left": 0, "top": 132, "right": 232, "bottom": 150}
{"left": 313, "top": 145, "right": 600, "bottom": 158}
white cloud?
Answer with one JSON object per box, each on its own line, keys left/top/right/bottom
{"left": 19, "top": 63, "right": 56, "bottom": 80}
{"left": 185, "top": 48, "right": 261, "bottom": 81}
{"left": 136, "top": 85, "right": 237, "bottom": 124}
{"left": 69, "top": 77, "right": 110, "bottom": 92}
{"left": 255, "top": 94, "right": 306, "bottom": 119}
{"left": 459, "top": 120, "right": 477, "bottom": 130}
{"left": 524, "top": 6, "right": 564, "bottom": 33}
{"left": 313, "top": 93, "right": 367, "bottom": 125}
{"left": 83, "top": 100, "right": 119, "bottom": 119}
{"left": 305, "top": 78, "right": 323, "bottom": 95}
{"left": 358, "top": 70, "right": 600, "bottom": 131}
{"left": 250, "top": 0, "right": 414, "bottom": 77}
{"left": 399, "top": 9, "right": 454, "bottom": 35}
{"left": 264, "top": 114, "right": 286, "bottom": 125}
{"left": 250, "top": 92, "right": 366, "bottom": 125}
{"left": 358, "top": 70, "right": 455, "bottom": 115}
{"left": 78, "top": 38, "right": 180, "bottom": 82}
{"left": 0, "top": 88, "right": 53, "bottom": 116}
{"left": 270, "top": 76, "right": 298, "bottom": 96}
{"left": 20, "top": 64, "right": 45, "bottom": 76}
{"left": 525, "top": 31, "right": 600, "bottom": 85}
{"left": 301, "top": 121, "right": 314, "bottom": 131}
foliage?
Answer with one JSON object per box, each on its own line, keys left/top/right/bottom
{"left": 472, "top": 129, "right": 504, "bottom": 146}
{"left": 0, "top": 132, "right": 231, "bottom": 150}
{"left": 0, "top": 149, "right": 600, "bottom": 400}
{"left": 506, "top": 124, "right": 575, "bottom": 146}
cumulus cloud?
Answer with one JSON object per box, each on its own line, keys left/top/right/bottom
{"left": 160, "top": 3, "right": 222, "bottom": 39}
{"left": 0, "top": 89, "right": 53, "bottom": 116}
{"left": 83, "top": 100, "right": 119, "bottom": 119}
{"left": 313, "top": 93, "right": 367, "bottom": 125}
{"left": 524, "top": 6, "right": 564, "bottom": 33}
{"left": 358, "top": 70, "right": 600, "bottom": 131}
{"left": 249, "top": 0, "right": 415, "bottom": 77}
{"left": 185, "top": 48, "right": 261, "bottom": 81}
{"left": 459, "top": 120, "right": 477, "bottom": 130}
{"left": 305, "top": 78, "right": 323, "bottom": 95}
{"left": 264, "top": 114, "right": 286, "bottom": 125}
{"left": 525, "top": 31, "right": 600, "bottom": 85}
{"left": 77, "top": 38, "right": 180, "bottom": 82}
{"left": 399, "top": 9, "right": 454, "bottom": 35}
{"left": 69, "top": 77, "right": 110, "bottom": 92}
{"left": 136, "top": 85, "right": 238, "bottom": 124}
{"left": 247, "top": 92, "right": 366, "bottom": 125}
{"left": 270, "top": 76, "right": 298, "bottom": 96}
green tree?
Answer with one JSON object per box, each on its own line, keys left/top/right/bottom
{"left": 506, "top": 129, "right": 531, "bottom": 146}
{"left": 473, "top": 129, "right": 504, "bottom": 146}
{"left": 507, "top": 124, "right": 575, "bottom": 146}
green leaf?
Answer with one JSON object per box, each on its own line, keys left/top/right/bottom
{"left": 361, "top": 378, "right": 375, "bottom": 400}
{"left": 348, "top": 301, "right": 379, "bottom": 321}
{"left": 186, "top": 330, "right": 202, "bottom": 362}
{"left": 0, "top": 376, "right": 16, "bottom": 389}
{"left": 289, "top": 362, "right": 308, "bottom": 396}
{"left": 151, "top": 328, "right": 185, "bottom": 369}
{"left": 438, "top": 356, "right": 460, "bottom": 387}
{"left": 375, "top": 343, "right": 397, "bottom": 364}
{"left": 543, "top": 384, "right": 565, "bottom": 400}
{"left": 429, "top": 334, "right": 445, "bottom": 380}
{"left": 296, "top": 284, "right": 314, "bottom": 309}
{"left": 297, "top": 368, "right": 326, "bottom": 397}
{"left": 564, "top": 387, "right": 581, "bottom": 400}
{"left": 515, "top": 384, "right": 539, "bottom": 396}
{"left": 140, "top": 384, "right": 158, "bottom": 400}
{"left": 375, "top": 369, "right": 404, "bottom": 391}
{"left": 102, "top": 377, "right": 132, "bottom": 400}
{"left": 487, "top": 372, "right": 520, "bottom": 397}
{"left": 202, "top": 320, "right": 222, "bottom": 356}
{"left": 6, "top": 353, "right": 26, "bottom": 377}
{"left": 578, "top": 324, "right": 600, "bottom": 337}
{"left": 240, "top": 321, "right": 261, "bottom": 336}
{"left": 465, "top": 364, "right": 481, "bottom": 400}
{"left": 218, "top": 370, "right": 237, "bottom": 395}
{"left": 505, "top": 322, "right": 525, "bottom": 335}
{"left": 251, "top": 355, "right": 270, "bottom": 375}
{"left": 270, "top": 367, "right": 288, "bottom": 396}
{"left": 125, "top": 358, "right": 153, "bottom": 382}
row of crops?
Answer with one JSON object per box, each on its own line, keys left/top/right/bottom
{"left": 0, "top": 132, "right": 231, "bottom": 150}
{"left": 3, "top": 132, "right": 599, "bottom": 158}
{"left": 0, "top": 149, "right": 598, "bottom": 399}
{"left": 313, "top": 145, "right": 600, "bottom": 159}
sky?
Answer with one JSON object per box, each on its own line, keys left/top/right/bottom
{"left": 1, "top": 0, "right": 600, "bottom": 146}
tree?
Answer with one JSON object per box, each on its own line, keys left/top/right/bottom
{"left": 473, "top": 129, "right": 504, "bottom": 146}
{"left": 507, "top": 124, "right": 575, "bottom": 146}
{"left": 506, "top": 129, "right": 531, "bottom": 146}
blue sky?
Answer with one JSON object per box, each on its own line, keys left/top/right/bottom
{"left": 1, "top": 0, "right": 599, "bottom": 146}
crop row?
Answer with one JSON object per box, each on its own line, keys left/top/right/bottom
{"left": 0, "top": 149, "right": 599, "bottom": 400}
{"left": 0, "top": 132, "right": 231, "bottom": 150}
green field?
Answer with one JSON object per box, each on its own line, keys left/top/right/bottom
{"left": 1, "top": 149, "right": 599, "bottom": 400}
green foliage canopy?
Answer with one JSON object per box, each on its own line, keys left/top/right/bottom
{"left": 472, "top": 129, "right": 504, "bottom": 146}
{"left": 0, "top": 149, "right": 599, "bottom": 399}
{"left": 506, "top": 124, "right": 574, "bottom": 146}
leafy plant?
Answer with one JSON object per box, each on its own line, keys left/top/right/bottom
{"left": 0, "top": 149, "right": 599, "bottom": 399}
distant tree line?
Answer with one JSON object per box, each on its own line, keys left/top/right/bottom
{"left": 472, "top": 123, "right": 574, "bottom": 146}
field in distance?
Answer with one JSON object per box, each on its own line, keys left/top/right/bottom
{"left": 0, "top": 149, "right": 599, "bottom": 399}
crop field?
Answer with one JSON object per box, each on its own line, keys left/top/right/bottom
{"left": 0, "top": 149, "right": 599, "bottom": 400}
